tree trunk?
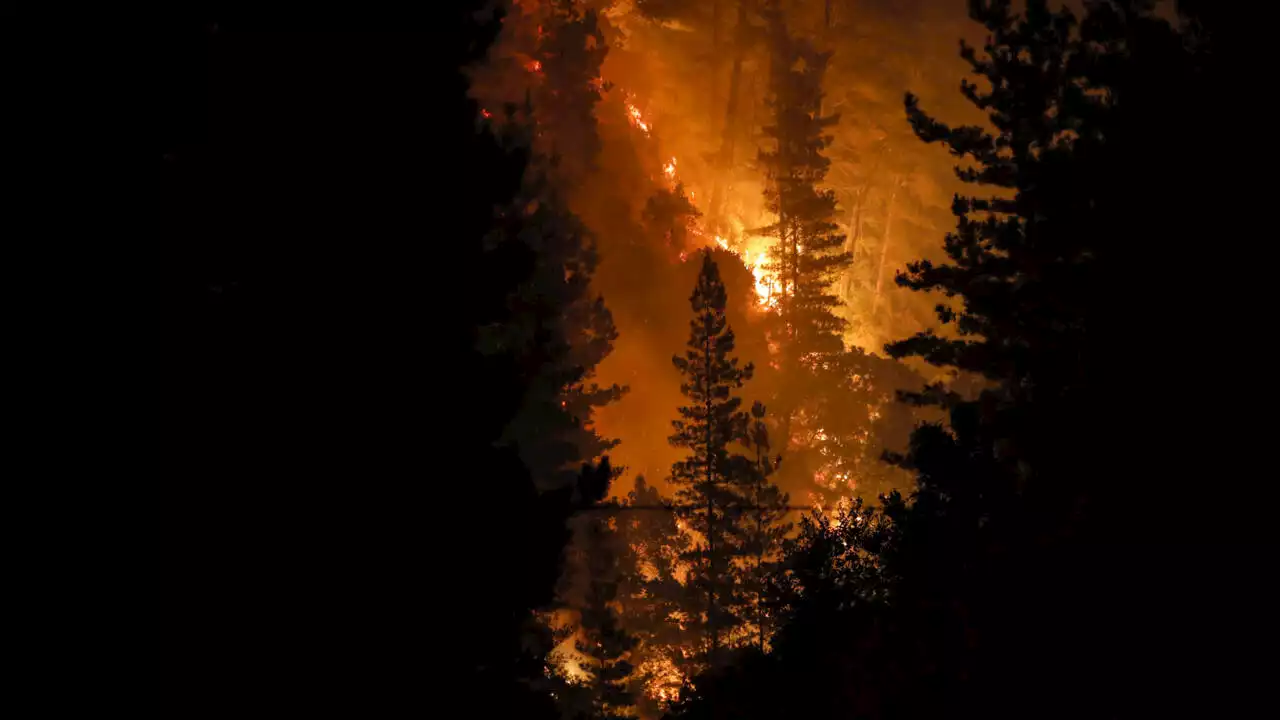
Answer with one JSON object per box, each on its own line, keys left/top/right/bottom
{"left": 872, "top": 179, "right": 899, "bottom": 321}
{"left": 711, "top": 0, "right": 721, "bottom": 107}
{"left": 704, "top": 311, "right": 716, "bottom": 666}
{"left": 709, "top": 1, "right": 750, "bottom": 228}
{"left": 756, "top": 444, "right": 765, "bottom": 651}
{"left": 844, "top": 185, "right": 868, "bottom": 296}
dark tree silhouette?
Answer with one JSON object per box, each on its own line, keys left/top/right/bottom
{"left": 739, "top": 401, "right": 790, "bottom": 651}
{"left": 668, "top": 251, "right": 756, "bottom": 669}
{"left": 609, "top": 477, "right": 690, "bottom": 716}
{"left": 755, "top": 7, "right": 921, "bottom": 505}
{"left": 570, "top": 516, "right": 639, "bottom": 720}
{"left": 758, "top": 8, "right": 850, "bottom": 365}
{"left": 486, "top": 163, "right": 625, "bottom": 493}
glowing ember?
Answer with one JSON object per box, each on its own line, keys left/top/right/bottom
{"left": 640, "top": 654, "right": 686, "bottom": 705}
{"left": 525, "top": 59, "right": 542, "bottom": 72}
{"left": 481, "top": 108, "right": 492, "bottom": 119}
{"left": 663, "top": 157, "right": 677, "bottom": 179}
{"left": 626, "top": 102, "right": 651, "bottom": 136}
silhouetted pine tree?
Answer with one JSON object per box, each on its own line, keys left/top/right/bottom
{"left": 533, "top": 0, "right": 610, "bottom": 186}
{"left": 641, "top": 184, "right": 701, "bottom": 262}
{"left": 739, "top": 401, "right": 790, "bottom": 650}
{"left": 758, "top": 8, "right": 850, "bottom": 367}
{"left": 615, "top": 477, "right": 689, "bottom": 716}
{"left": 756, "top": 8, "right": 919, "bottom": 505}
{"left": 668, "top": 252, "right": 756, "bottom": 669}
{"left": 572, "top": 516, "right": 638, "bottom": 720}
{"left": 484, "top": 160, "right": 625, "bottom": 492}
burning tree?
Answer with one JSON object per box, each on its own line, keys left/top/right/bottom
{"left": 753, "top": 8, "right": 922, "bottom": 504}
{"left": 757, "top": 8, "right": 850, "bottom": 368}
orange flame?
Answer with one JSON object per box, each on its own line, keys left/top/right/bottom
{"left": 626, "top": 102, "right": 651, "bottom": 136}
{"left": 620, "top": 84, "right": 781, "bottom": 309}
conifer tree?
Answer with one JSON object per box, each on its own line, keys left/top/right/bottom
{"left": 668, "top": 251, "right": 756, "bottom": 668}
{"left": 755, "top": 8, "right": 920, "bottom": 504}
{"left": 740, "top": 400, "right": 790, "bottom": 650}
{"left": 615, "top": 477, "right": 689, "bottom": 716}
{"left": 483, "top": 158, "right": 625, "bottom": 492}
{"left": 533, "top": 0, "right": 610, "bottom": 186}
{"left": 888, "top": 0, "right": 1088, "bottom": 485}
{"left": 641, "top": 184, "right": 702, "bottom": 261}
{"left": 757, "top": 9, "right": 851, "bottom": 368}
{"left": 571, "top": 516, "right": 638, "bottom": 720}
{"left": 467, "top": 1, "right": 625, "bottom": 493}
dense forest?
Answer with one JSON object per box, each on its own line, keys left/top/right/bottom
{"left": 160, "top": 1, "right": 1262, "bottom": 717}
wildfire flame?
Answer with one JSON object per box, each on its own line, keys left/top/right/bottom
{"left": 640, "top": 654, "right": 686, "bottom": 705}
{"left": 626, "top": 102, "right": 651, "bottom": 136}
{"left": 620, "top": 84, "right": 781, "bottom": 308}
{"left": 744, "top": 250, "right": 780, "bottom": 309}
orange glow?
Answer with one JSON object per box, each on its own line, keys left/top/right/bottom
{"left": 525, "top": 59, "right": 542, "bottom": 72}
{"left": 743, "top": 250, "right": 781, "bottom": 309}
{"left": 626, "top": 100, "right": 651, "bottom": 136}
{"left": 640, "top": 654, "right": 686, "bottom": 705}
{"left": 663, "top": 157, "right": 677, "bottom": 179}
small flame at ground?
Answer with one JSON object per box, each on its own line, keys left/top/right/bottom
{"left": 664, "top": 157, "right": 677, "bottom": 179}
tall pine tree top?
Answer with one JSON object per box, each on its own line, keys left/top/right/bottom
{"left": 889, "top": 0, "right": 1087, "bottom": 410}
{"left": 670, "top": 252, "right": 755, "bottom": 497}
{"left": 758, "top": 8, "right": 851, "bottom": 363}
